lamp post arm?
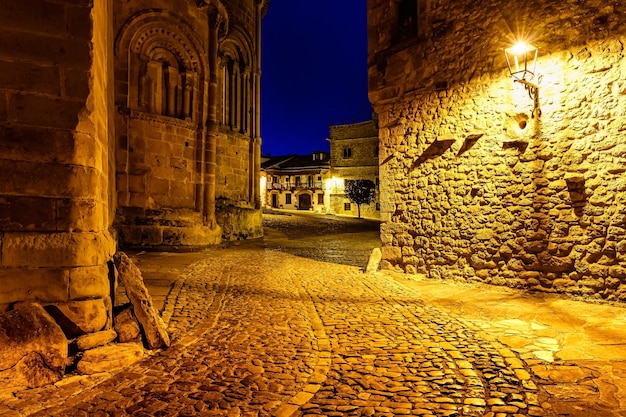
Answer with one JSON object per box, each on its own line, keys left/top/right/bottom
{"left": 515, "top": 78, "right": 541, "bottom": 118}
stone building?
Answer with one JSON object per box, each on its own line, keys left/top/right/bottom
{"left": 261, "top": 152, "right": 330, "bottom": 212}
{"left": 0, "top": 0, "right": 266, "bottom": 362}
{"left": 368, "top": 1, "right": 626, "bottom": 300}
{"left": 328, "top": 119, "right": 380, "bottom": 219}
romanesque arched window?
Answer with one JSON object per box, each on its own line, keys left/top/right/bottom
{"left": 137, "top": 49, "right": 196, "bottom": 120}
{"left": 118, "top": 13, "right": 203, "bottom": 122}
{"left": 220, "top": 32, "right": 253, "bottom": 134}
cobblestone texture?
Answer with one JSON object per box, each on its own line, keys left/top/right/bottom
{"left": 1, "top": 212, "right": 624, "bottom": 416}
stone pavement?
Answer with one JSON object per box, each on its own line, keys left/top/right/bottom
{"left": 1, "top": 218, "right": 626, "bottom": 416}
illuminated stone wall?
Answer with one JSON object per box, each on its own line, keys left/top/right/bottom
{"left": 0, "top": 0, "right": 116, "bottom": 322}
{"left": 368, "top": 1, "right": 626, "bottom": 300}
{"left": 0, "top": 0, "right": 266, "bottom": 333}
{"left": 328, "top": 120, "right": 380, "bottom": 219}
{"left": 114, "top": 0, "right": 264, "bottom": 246}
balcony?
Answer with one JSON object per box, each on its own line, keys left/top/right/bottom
{"left": 267, "top": 182, "right": 323, "bottom": 191}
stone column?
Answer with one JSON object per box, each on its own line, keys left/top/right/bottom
{"left": 0, "top": 0, "right": 116, "bottom": 331}
{"left": 252, "top": 0, "right": 264, "bottom": 208}
{"left": 203, "top": 11, "right": 220, "bottom": 228}
{"left": 166, "top": 66, "right": 178, "bottom": 117}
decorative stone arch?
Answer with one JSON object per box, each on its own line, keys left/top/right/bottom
{"left": 115, "top": 10, "right": 207, "bottom": 121}
{"left": 219, "top": 28, "right": 254, "bottom": 133}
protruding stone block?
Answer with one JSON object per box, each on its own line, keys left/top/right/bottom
{"left": 76, "top": 329, "right": 117, "bottom": 351}
{"left": 0, "top": 303, "right": 68, "bottom": 388}
{"left": 114, "top": 305, "right": 142, "bottom": 343}
{"left": 114, "top": 252, "right": 170, "bottom": 349}
{"left": 44, "top": 299, "right": 109, "bottom": 338}
{"left": 366, "top": 248, "right": 382, "bottom": 273}
{"left": 76, "top": 343, "right": 144, "bottom": 375}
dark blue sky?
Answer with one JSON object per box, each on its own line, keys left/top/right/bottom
{"left": 260, "top": 0, "right": 372, "bottom": 156}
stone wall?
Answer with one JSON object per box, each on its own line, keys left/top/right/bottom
{"left": 329, "top": 120, "right": 380, "bottom": 219}
{"left": 0, "top": 0, "right": 116, "bottom": 324}
{"left": 368, "top": 0, "right": 626, "bottom": 300}
{"left": 113, "top": 0, "right": 264, "bottom": 246}
{"left": 0, "top": 0, "right": 266, "bottom": 341}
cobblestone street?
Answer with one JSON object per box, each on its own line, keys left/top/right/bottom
{"left": 2, "top": 212, "right": 626, "bottom": 416}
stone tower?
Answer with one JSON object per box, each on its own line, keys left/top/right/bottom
{"left": 368, "top": 1, "right": 626, "bottom": 300}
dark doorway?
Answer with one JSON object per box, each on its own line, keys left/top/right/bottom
{"left": 298, "top": 194, "right": 312, "bottom": 210}
{"left": 272, "top": 194, "right": 278, "bottom": 208}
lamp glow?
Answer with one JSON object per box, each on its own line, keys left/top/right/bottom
{"left": 504, "top": 40, "right": 540, "bottom": 117}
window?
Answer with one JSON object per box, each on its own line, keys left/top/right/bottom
{"left": 285, "top": 193, "right": 292, "bottom": 204}
{"left": 343, "top": 148, "right": 352, "bottom": 158}
{"left": 397, "top": 0, "right": 418, "bottom": 38}
{"left": 344, "top": 202, "right": 351, "bottom": 211}
{"left": 376, "top": 203, "right": 381, "bottom": 211}
{"left": 318, "top": 194, "right": 324, "bottom": 204}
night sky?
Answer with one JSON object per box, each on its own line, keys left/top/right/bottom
{"left": 260, "top": 0, "right": 372, "bottom": 157}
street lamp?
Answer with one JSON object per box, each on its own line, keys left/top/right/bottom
{"left": 504, "top": 41, "right": 541, "bottom": 117}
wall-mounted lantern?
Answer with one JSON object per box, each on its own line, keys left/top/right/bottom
{"left": 504, "top": 41, "right": 541, "bottom": 117}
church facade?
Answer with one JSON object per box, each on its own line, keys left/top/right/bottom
{"left": 0, "top": 0, "right": 266, "bottom": 333}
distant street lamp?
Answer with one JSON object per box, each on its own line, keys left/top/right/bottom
{"left": 504, "top": 41, "right": 541, "bottom": 117}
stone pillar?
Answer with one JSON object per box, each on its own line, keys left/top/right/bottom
{"left": 252, "top": 1, "right": 264, "bottom": 208}
{"left": 204, "top": 11, "right": 220, "bottom": 228}
{"left": 166, "top": 66, "right": 178, "bottom": 117}
{"left": 0, "top": 0, "right": 116, "bottom": 329}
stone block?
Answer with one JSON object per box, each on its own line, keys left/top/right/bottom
{"left": 0, "top": 268, "right": 69, "bottom": 305}
{"left": 114, "top": 252, "right": 170, "bottom": 349}
{"left": 0, "top": 59, "right": 61, "bottom": 95}
{"left": 8, "top": 93, "right": 85, "bottom": 130}
{"left": 56, "top": 199, "right": 104, "bottom": 232}
{"left": 0, "top": 125, "right": 74, "bottom": 164}
{"left": 149, "top": 177, "right": 170, "bottom": 195}
{"left": 366, "top": 248, "right": 382, "bottom": 273}
{"left": 114, "top": 305, "right": 142, "bottom": 343}
{"left": 44, "top": 298, "right": 109, "bottom": 338}
{"left": 65, "top": 4, "right": 92, "bottom": 45}
{"left": 1, "top": 230, "right": 116, "bottom": 268}
{"left": 0, "top": 1, "right": 67, "bottom": 36}
{"left": 0, "top": 196, "right": 57, "bottom": 231}
{"left": 77, "top": 343, "right": 144, "bottom": 375}
{"left": 381, "top": 245, "right": 402, "bottom": 262}
{"left": 68, "top": 264, "right": 111, "bottom": 299}
{"left": 75, "top": 329, "right": 117, "bottom": 352}
{"left": 0, "top": 303, "right": 67, "bottom": 387}
{"left": 0, "top": 159, "right": 101, "bottom": 199}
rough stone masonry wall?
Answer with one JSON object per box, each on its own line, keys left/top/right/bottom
{"left": 368, "top": 0, "right": 626, "bottom": 300}
{"left": 0, "top": 0, "right": 116, "bottom": 324}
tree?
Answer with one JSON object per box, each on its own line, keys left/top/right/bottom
{"left": 344, "top": 179, "right": 376, "bottom": 219}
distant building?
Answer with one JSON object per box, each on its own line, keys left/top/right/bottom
{"left": 261, "top": 152, "right": 331, "bottom": 212}
{"left": 327, "top": 118, "right": 380, "bottom": 219}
